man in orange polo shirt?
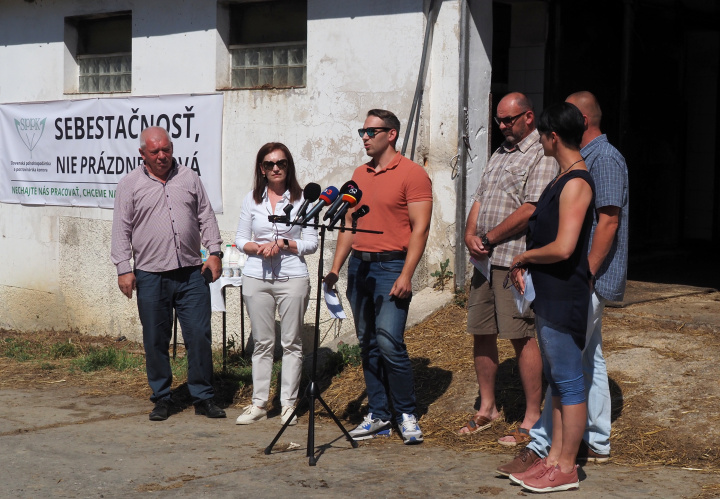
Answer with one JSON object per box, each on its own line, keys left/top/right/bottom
{"left": 325, "top": 109, "right": 433, "bottom": 444}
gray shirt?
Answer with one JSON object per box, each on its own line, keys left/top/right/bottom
{"left": 111, "top": 161, "right": 222, "bottom": 275}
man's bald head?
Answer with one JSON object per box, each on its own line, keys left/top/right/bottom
{"left": 500, "top": 92, "right": 534, "bottom": 114}
{"left": 140, "top": 126, "right": 171, "bottom": 150}
{"left": 496, "top": 92, "right": 535, "bottom": 145}
{"left": 566, "top": 91, "right": 602, "bottom": 128}
{"left": 139, "top": 126, "right": 174, "bottom": 181}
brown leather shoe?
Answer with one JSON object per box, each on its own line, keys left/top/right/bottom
{"left": 497, "top": 447, "right": 541, "bottom": 477}
{"left": 577, "top": 440, "right": 610, "bottom": 464}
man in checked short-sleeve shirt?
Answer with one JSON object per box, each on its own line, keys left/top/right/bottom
{"left": 459, "top": 93, "right": 558, "bottom": 444}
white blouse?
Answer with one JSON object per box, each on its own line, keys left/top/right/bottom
{"left": 235, "top": 188, "right": 318, "bottom": 280}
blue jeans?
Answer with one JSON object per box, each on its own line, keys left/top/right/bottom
{"left": 346, "top": 257, "right": 416, "bottom": 423}
{"left": 135, "top": 266, "right": 215, "bottom": 403}
{"left": 529, "top": 291, "right": 611, "bottom": 456}
{"left": 535, "top": 314, "right": 585, "bottom": 405}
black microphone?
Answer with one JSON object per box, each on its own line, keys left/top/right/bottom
{"left": 299, "top": 186, "right": 339, "bottom": 224}
{"left": 269, "top": 203, "right": 294, "bottom": 223}
{"left": 282, "top": 203, "right": 294, "bottom": 225}
{"left": 292, "top": 183, "right": 321, "bottom": 223}
{"left": 351, "top": 205, "right": 370, "bottom": 222}
{"left": 329, "top": 188, "right": 363, "bottom": 228}
{"left": 351, "top": 205, "right": 370, "bottom": 233}
{"left": 324, "top": 180, "right": 357, "bottom": 221}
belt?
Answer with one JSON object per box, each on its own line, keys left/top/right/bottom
{"left": 352, "top": 250, "right": 407, "bottom": 262}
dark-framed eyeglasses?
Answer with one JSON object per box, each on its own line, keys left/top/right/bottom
{"left": 261, "top": 159, "right": 288, "bottom": 171}
{"left": 358, "top": 127, "right": 391, "bottom": 138}
{"left": 502, "top": 270, "right": 514, "bottom": 290}
{"left": 494, "top": 111, "right": 528, "bottom": 127}
{"left": 503, "top": 261, "right": 526, "bottom": 290}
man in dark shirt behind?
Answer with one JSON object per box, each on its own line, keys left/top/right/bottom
{"left": 111, "top": 126, "right": 226, "bottom": 421}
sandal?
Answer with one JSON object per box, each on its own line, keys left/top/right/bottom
{"left": 498, "top": 427, "right": 531, "bottom": 447}
{"left": 457, "top": 414, "right": 496, "bottom": 435}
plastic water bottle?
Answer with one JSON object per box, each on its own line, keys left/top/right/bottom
{"left": 229, "top": 244, "right": 241, "bottom": 277}
{"left": 222, "top": 244, "right": 233, "bottom": 277}
{"left": 200, "top": 248, "right": 208, "bottom": 263}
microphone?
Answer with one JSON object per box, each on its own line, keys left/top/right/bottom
{"left": 351, "top": 205, "right": 370, "bottom": 223}
{"left": 351, "top": 205, "right": 370, "bottom": 233}
{"left": 323, "top": 180, "right": 358, "bottom": 221}
{"left": 329, "top": 188, "right": 363, "bottom": 228}
{"left": 292, "top": 183, "right": 321, "bottom": 223}
{"left": 269, "top": 203, "right": 294, "bottom": 224}
{"left": 282, "top": 203, "right": 294, "bottom": 224}
{"left": 299, "top": 186, "right": 339, "bottom": 224}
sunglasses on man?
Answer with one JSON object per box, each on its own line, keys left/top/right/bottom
{"left": 493, "top": 111, "right": 528, "bottom": 127}
{"left": 357, "top": 127, "right": 392, "bottom": 138}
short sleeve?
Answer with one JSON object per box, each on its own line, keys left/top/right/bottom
{"left": 591, "top": 155, "right": 626, "bottom": 209}
{"left": 525, "top": 153, "right": 558, "bottom": 203}
{"left": 405, "top": 164, "right": 433, "bottom": 203}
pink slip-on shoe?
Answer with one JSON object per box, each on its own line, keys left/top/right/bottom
{"left": 522, "top": 464, "right": 580, "bottom": 493}
{"left": 509, "top": 457, "right": 549, "bottom": 485}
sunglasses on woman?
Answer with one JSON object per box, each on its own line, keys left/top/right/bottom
{"left": 261, "top": 159, "right": 288, "bottom": 171}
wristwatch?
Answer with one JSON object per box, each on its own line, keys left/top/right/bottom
{"left": 283, "top": 238, "right": 290, "bottom": 249}
{"left": 481, "top": 234, "right": 495, "bottom": 251}
{"left": 210, "top": 250, "right": 224, "bottom": 259}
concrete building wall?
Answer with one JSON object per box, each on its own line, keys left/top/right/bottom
{"left": 0, "top": 0, "right": 491, "bottom": 345}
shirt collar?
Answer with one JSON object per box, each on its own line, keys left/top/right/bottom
{"left": 142, "top": 158, "right": 178, "bottom": 182}
{"left": 580, "top": 134, "right": 608, "bottom": 157}
{"left": 364, "top": 151, "right": 402, "bottom": 174}
{"left": 262, "top": 185, "right": 291, "bottom": 201}
{"left": 502, "top": 129, "right": 539, "bottom": 154}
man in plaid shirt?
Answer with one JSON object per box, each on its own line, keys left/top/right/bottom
{"left": 459, "top": 92, "right": 558, "bottom": 445}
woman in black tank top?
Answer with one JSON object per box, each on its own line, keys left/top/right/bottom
{"left": 507, "top": 103, "right": 595, "bottom": 492}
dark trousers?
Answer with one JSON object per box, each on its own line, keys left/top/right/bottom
{"left": 135, "top": 266, "right": 214, "bottom": 403}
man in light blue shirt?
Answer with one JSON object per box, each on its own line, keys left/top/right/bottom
{"left": 498, "top": 91, "right": 629, "bottom": 476}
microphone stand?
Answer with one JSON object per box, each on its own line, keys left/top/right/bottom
{"left": 264, "top": 215, "right": 381, "bottom": 466}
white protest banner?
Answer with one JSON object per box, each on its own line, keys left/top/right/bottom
{"left": 0, "top": 93, "right": 224, "bottom": 212}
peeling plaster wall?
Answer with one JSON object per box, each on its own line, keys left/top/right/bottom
{"left": 424, "top": 0, "right": 462, "bottom": 279}
{"left": 0, "top": 0, "right": 478, "bottom": 343}
{"left": 457, "top": 0, "right": 493, "bottom": 284}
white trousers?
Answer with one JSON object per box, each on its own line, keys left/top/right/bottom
{"left": 242, "top": 276, "right": 310, "bottom": 408}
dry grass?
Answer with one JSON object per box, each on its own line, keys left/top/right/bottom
{"left": 2, "top": 299, "right": 719, "bottom": 475}
{"left": 321, "top": 303, "right": 720, "bottom": 473}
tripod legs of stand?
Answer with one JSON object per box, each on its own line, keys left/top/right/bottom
{"left": 264, "top": 223, "right": 361, "bottom": 465}
{"left": 263, "top": 381, "right": 358, "bottom": 465}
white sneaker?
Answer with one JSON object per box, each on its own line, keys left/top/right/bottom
{"left": 281, "top": 406, "right": 298, "bottom": 426}
{"left": 235, "top": 405, "right": 267, "bottom": 425}
{"left": 348, "top": 413, "right": 392, "bottom": 440}
{"left": 400, "top": 413, "right": 423, "bottom": 444}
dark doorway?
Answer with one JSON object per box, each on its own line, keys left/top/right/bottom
{"left": 544, "top": 0, "right": 720, "bottom": 287}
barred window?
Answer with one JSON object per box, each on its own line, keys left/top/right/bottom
{"left": 229, "top": 1, "right": 307, "bottom": 89}
{"left": 67, "top": 13, "right": 132, "bottom": 94}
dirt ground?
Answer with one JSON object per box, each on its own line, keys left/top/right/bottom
{"left": 1, "top": 282, "right": 720, "bottom": 497}
{"left": 321, "top": 285, "right": 720, "bottom": 473}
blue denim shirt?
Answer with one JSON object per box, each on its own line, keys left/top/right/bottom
{"left": 582, "top": 135, "right": 629, "bottom": 302}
